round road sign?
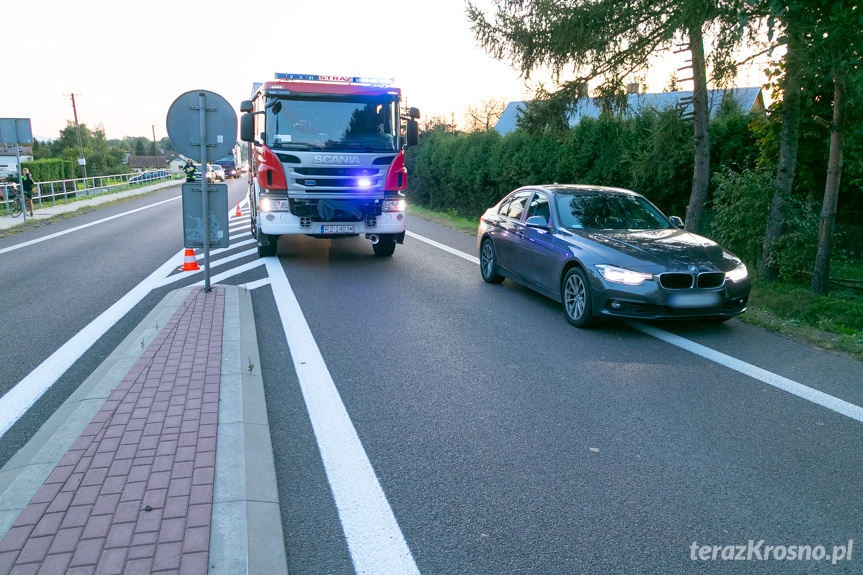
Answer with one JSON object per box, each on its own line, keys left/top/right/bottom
{"left": 166, "top": 90, "right": 237, "bottom": 162}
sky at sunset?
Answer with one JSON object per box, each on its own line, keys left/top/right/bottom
{"left": 5, "top": 0, "right": 769, "bottom": 143}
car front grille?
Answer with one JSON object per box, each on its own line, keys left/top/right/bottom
{"left": 659, "top": 273, "right": 694, "bottom": 289}
{"left": 659, "top": 272, "right": 726, "bottom": 289}
{"left": 697, "top": 272, "right": 726, "bottom": 288}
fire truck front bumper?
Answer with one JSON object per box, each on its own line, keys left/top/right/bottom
{"left": 258, "top": 210, "right": 407, "bottom": 237}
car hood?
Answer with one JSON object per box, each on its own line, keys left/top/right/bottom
{"left": 573, "top": 228, "right": 739, "bottom": 271}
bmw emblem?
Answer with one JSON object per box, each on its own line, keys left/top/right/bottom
{"left": 688, "top": 265, "right": 698, "bottom": 272}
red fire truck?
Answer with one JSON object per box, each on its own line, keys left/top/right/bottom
{"left": 239, "top": 73, "right": 420, "bottom": 257}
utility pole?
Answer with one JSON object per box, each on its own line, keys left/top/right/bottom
{"left": 65, "top": 93, "right": 87, "bottom": 179}
{"left": 152, "top": 125, "right": 159, "bottom": 167}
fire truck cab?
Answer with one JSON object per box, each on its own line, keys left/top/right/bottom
{"left": 240, "top": 73, "right": 420, "bottom": 257}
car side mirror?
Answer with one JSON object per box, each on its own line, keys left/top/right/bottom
{"left": 526, "top": 215, "right": 549, "bottom": 229}
{"left": 670, "top": 216, "right": 684, "bottom": 229}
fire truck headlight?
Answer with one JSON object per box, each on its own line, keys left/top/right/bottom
{"left": 260, "top": 198, "right": 290, "bottom": 212}
{"left": 383, "top": 198, "right": 407, "bottom": 212}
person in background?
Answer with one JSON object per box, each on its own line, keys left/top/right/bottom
{"left": 21, "top": 168, "right": 35, "bottom": 216}
{"left": 183, "top": 159, "right": 198, "bottom": 182}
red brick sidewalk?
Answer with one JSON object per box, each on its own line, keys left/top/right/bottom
{"left": 0, "top": 287, "right": 224, "bottom": 575}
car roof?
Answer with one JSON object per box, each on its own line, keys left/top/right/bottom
{"left": 518, "top": 184, "right": 641, "bottom": 197}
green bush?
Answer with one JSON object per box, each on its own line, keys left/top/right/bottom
{"left": 710, "top": 168, "right": 772, "bottom": 262}
{"left": 769, "top": 196, "right": 819, "bottom": 280}
{"left": 20, "top": 159, "right": 76, "bottom": 182}
{"left": 407, "top": 101, "right": 760, "bottom": 221}
{"left": 711, "top": 168, "right": 819, "bottom": 279}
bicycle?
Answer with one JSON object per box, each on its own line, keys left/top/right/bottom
{"left": 1, "top": 184, "right": 23, "bottom": 217}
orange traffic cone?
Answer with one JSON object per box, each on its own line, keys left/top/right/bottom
{"left": 178, "top": 249, "right": 200, "bottom": 271}
{"left": 235, "top": 202, "right": 242, "bottom": 217}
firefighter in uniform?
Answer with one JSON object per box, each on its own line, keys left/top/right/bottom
{"left": 183, "top": 159, "right": 197, "bottom": 182}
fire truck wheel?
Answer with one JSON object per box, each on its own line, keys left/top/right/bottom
{"left": 372, "top": 235, "right": 397, "bottom": 257}
{"left": 257, "top": 235, "right": 278, "bottom": 257}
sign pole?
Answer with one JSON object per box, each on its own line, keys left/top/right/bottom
{"left": 166, "top": 90, "right": 235, "bottom": 274}
{"left": 15, "top": 141, "right": 26, "bottom": 222}
{"left": 199, "top": 92, "right": 211, "bottom": 292}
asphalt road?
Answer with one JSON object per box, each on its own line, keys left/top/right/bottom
{"left": 2, "top": 185, "right": 862, "bottom": 574}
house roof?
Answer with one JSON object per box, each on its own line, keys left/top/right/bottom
{"left": 494, "top": 86, "right": 764, "bottom": 135}
{"left": 128, "top": 156, "right": 165, "bottom": 169}
{"left": 0, "top": 144, "right": 33, "bottom": 157}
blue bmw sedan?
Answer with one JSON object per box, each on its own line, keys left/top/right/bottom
{"left": 477, "top": 185, "right": 750, "bottom": 327}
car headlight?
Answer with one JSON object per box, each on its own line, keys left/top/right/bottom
{"left": 725, "top": 263, "right": 749, "bottom": 282}
{"left": 595, "top": 264, "right": 654, "bottom": 285}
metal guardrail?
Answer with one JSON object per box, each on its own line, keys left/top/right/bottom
{"left": 1, "top": 172, "right": 180, "bottom": 216}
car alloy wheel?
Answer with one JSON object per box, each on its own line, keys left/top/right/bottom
{"left": 562, "top": 267, "right": 596, "bottom": 327}
{"left": 480, "top": 239, "right": 504, "bottom": 284}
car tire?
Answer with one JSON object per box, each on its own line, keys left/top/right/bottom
{"left": 480, "top": 239, "right": 504, "bottom": 284}
{"left": 257, "top": 234, "right": 278, "bottom": 257}
{"left": 372, "top": 235, "right": 397, "bottom": 257}
{"left": 562, "top": 267, "right": 597, "bottom": 327}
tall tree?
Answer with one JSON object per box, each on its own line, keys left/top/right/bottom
{"left": 760, "top": 2, "right": 806, "bottom": 281}
{"left": 810, "top": 1, "right": 862, "bottom": 294}
{"left": 467, "top": 0, "right": 755, "bottom": 233}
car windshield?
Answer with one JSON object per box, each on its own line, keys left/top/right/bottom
{"left": 265, "top": 95, "right": 398, "bottom": 152}
{"left": 555, "top": 192, "right": 671, "bottom": 230}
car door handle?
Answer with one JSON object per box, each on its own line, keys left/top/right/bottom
{"left": 515, "top": 229, "right": 525, "bottom": 238}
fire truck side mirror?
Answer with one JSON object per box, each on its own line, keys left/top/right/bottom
{"left": 240, "top": 113, "right": 256, "bottom": 143}
{"left": 406, "top": 119, "right": 419, "bottom": 147}
{"left": 240, "top": 100, "right": 253, "bottom": 113}
{"left": 408, "top": 107, "right": 421, "bottom": 120}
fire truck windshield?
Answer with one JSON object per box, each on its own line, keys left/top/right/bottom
{"left": 266, "top": 95, "right": 398, "bottom": 152}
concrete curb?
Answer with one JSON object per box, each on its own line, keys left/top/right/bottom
{"left": 210, "top": 286, "right": 288, "bottom": 575}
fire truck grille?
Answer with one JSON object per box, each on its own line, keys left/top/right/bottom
{"left": 295, "top": 168, "right": 377, "bottom": 177}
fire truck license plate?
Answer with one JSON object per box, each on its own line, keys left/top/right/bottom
{"left": 321, "top": 225, "right": 355, "bottom": 234}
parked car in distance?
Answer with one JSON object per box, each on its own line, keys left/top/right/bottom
{"left": 477, "top": 184, "right": 750, "bottom": 327}
{"left": 129, "top": 169, "right": 171, "bottom": 184}
{"left": 210, "top": 164, "right": 225, "bottom": 182}
{"left": 193, "top": 164, "right": 222, "bottom": 183}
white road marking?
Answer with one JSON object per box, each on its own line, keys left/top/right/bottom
{"left": 631, "top": 322, "right": 863, "bottom": 423}
{"left": 191, "top": 260, "right": 266, "bottom": 287}
{"left": 407, "top": 231, "right": 863, "bottom": 425}
{"left": 265, "top": 258, "right": 420, "bottom": 575}
{"left": 0, "top": 200, "right": 253, "bottom": 440}
{"left": 0, "top": 196, "right": 181, "bottom": 255}
{"left": 0, "top": 251, "right": 184, "bottom": 439}
{"left": 243, "top": 278, "right": 271, "bottom": 291}
{"left": 406, "top": 230, "right": 479, "bottom": 264}
{"left": 213, "top": 238, "right": 255, "bottom": 254}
